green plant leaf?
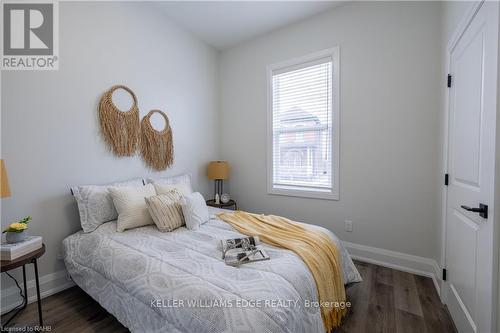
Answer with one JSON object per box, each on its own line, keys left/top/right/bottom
{"left": 19, "top": 216, "right": 32, "bottom": 224}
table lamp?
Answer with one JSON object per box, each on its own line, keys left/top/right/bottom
{"left": 1, "top": 159, "right": 11, "bottom": 198}
{"left": 207, "top": 161, "right": 229, "bottom": 201}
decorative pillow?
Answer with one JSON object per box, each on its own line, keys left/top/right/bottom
{"left": 71, "top": 178, "right": 143, "bottom": 233}
{"left": 180, "top": 192, "right": 209, "bottom": 230}
{"left": 145, "top": 174, "right": 193, "bottom": 193}
{"left": 145, "top": 190, "right": 185, "bottom": 232}
{"left": 154, "top": 182, "right": 192, "bottom": 197}
{"left": 109, "top": 184, "right": 156, "bottom": 232}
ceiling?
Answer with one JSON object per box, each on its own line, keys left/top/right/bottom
{"left": 154, "top": 1, "right": 344, "bottom": 50}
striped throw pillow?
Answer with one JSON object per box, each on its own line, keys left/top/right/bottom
{"left": 145, "top": 190, "right": 185, "bottom": 232}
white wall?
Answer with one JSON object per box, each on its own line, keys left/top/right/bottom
{"left": 219, "top": 1, "right": 442, "bottom": 260}
{"left": 1, "top": 1, "right": 218, "bottom": 304}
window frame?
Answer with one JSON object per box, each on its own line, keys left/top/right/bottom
{"left": 266, "top": 47, "right": 340, "bottom": 200}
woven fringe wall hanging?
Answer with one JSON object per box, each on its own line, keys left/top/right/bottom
{"left": 140, "top": 109, "right": 174, "bottom": 170}
{"left": 98, "top": 85, "right": 140, "bottom": 156}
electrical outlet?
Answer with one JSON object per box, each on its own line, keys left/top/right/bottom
{"left": 344, "top": 220, "right": 353, "bottom": 232}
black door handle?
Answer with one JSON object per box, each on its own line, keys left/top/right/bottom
{"left": 460, "top": 203, "right": 488, "bottom": 219}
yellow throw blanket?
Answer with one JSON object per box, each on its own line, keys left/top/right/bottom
{"left": 217, "top": 211, "right": 347, "bottom": 331}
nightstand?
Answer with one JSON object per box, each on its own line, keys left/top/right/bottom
{"left": 1, "top": 244, "right": 45, "bottom": 327}
{"left": 206, "top": 199, "right": 237, "bottom": 210}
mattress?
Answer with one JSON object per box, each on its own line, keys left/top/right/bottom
{"left": 62, "top": 207, "right": 361, "bottom": 333}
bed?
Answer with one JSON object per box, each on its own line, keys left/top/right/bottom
{"left": 62, "top": 207, "right": 361, "bottom": 333}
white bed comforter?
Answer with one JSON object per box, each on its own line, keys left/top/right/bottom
{"left": 62, "top": 207, "right": 361, "bottom": 333}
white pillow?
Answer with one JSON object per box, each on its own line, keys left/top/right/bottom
{"left": 154, "top": 182, "right": 192, "bottom": 197}
{"left": 109, "top": 184, "right": 156, "bottom": 232}
{"left": 71, "top": 178, "right": 144, "bottom": 233}
{"left": 180, "top": 192, "right": 209, "bottom": 230}
{"left": 145, "top": 174, "right": 193, "bottom": 192}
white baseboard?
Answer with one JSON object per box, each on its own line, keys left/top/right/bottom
{"left": 1, "top": 269, "right": 75, "bottom": 314}
{"left": 343, "top": 241, "right": 442, "bottom": 297}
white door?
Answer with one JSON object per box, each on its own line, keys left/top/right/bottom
{"left": 444, "top": 2, "right": 499, "bottom": 332}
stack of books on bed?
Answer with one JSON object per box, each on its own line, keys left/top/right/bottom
{"left": 221, "top": 236, "right": 270, "bottom": 267}
{"left": 1, "top": 236, "right": 43, "bottom": 261}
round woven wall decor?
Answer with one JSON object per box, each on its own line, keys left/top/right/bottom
{"left": 140, "top": 110, "right": 174, "bottom": 170}
{"left": 98, "top": 85, "right": 140, "bottom": 156}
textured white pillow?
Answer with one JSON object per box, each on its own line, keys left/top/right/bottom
{"left": 109, "top": 184, "right": 156, "bottom": 232}
{"left": 71, "top": 178, "right": 144, "bottom": 233}
{"left": 154, "top": 182, "right": 192, "bottom": 197}
{"left": 180, "top": 192, "right": 209, "bottom": 230}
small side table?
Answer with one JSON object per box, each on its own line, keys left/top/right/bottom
{"left": 1, "top": 244, "right": 45, "bottom": 328}
{"left": 206, "top": 199, "right": 237, "bottom": 210}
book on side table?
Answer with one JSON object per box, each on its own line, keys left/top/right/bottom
{"left": 1, "top": 236, "right": 43, "bottom": 261}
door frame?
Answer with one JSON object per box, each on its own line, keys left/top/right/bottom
{"left": 440, "top": 1, "right": 500, "bottom": 332}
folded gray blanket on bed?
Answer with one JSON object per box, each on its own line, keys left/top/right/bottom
{"left": 62, "top": 207, "right": 361, "bottom": 333}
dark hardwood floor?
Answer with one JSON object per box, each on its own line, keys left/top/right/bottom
{"left": 2, "top": 261, "right": 456, "bottom": 333}
{"left": 339, "top": 261, "right": 456, "bottom": 333}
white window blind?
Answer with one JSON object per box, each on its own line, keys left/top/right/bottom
{"left": 268, "top": 50, "right": 338, "bottom": 199}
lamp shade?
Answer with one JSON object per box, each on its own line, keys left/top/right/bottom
{"left": 207, "top": 161, "right": 229, "bottom": 180}
{"left": 1, "top": 159, "right": 11, "bottom": 198}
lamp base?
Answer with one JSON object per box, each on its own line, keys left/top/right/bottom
{"left": 213, "top": 179, "right": 224, "bottom": 201}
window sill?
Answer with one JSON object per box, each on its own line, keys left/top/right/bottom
{"left": 268, "top": 186, "right": 339, "bottom": 201}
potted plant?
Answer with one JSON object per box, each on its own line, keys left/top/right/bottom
{"left": 3, "top": 216, "right": 31, "bottom": 243}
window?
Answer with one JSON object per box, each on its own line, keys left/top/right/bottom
{"left": 267, "top": 48, "right": 339, "bottom": 200}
